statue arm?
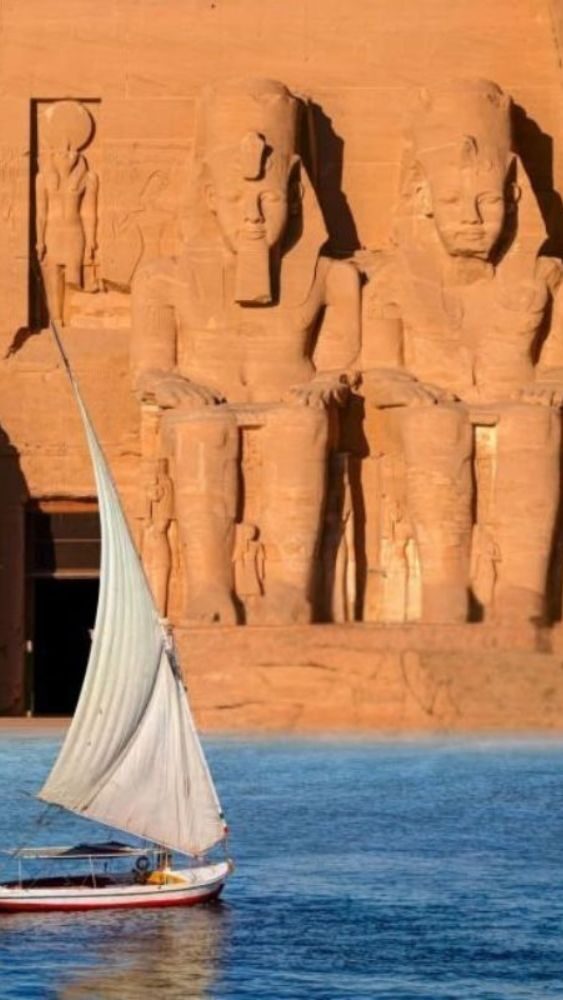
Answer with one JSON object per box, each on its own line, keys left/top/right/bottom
{"left": 35, "top": 171, "right": 47, "bottom": 259}
{"left": 285, "top": 260, "right": 360, "bottom": 408}
{"left": 82, "top": 170, "right": 98, "bottom": 260}
{"left": 316, "top": 259, "right": 361, "bottom": 375}
{"left": 131, "top": 265, "right": 225, "bottom": 408}
{"left": 537, "top": 271, "right": 563, "bottom": 379}
{"left": 516, "top": 263, "right": 563, "bottom": 406}
{"left": 360, "top": 276, "right": 451, "bottom": 408}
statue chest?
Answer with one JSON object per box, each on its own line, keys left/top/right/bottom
{"left": 400, "top": 274, "right": 539, "bottom": 392}
{"left": 170, "top": 280, "right": 320, "bottom": 356}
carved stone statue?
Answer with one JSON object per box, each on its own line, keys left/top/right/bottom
{"left": 131, "top": 78, "right": 360, "bottom": 625}
{"left": 360, "top": 79, "right": 563, "bottom": 624}
{"left": 319, "top": 452, "right": 357, "bottom": 622}
{"left": 141, "top": 456, "right": 174, "bottom": 617}
{"left": 233, "top": 521, "right": 266, "bottom": 618}
{"left": 36, "top": 100, "right": 98, "bottom": 324}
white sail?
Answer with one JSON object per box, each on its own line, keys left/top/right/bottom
{"left": 39, "top": 333, "right": 227, "bottom": 858}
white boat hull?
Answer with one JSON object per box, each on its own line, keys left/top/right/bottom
{"left": 0, "top": 861, "right": 230, "bottom": 913}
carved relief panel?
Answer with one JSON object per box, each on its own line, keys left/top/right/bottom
{"left": 33, "top": 99, "right": 100, "bottom": 328}
{"left": 99, "top": 100, "right": 192, "bottom": 291}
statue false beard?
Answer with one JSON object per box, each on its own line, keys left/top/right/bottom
{"left": 234, "top": 232, "right": 272, "bottom": 305}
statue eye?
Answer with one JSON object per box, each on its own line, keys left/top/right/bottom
{"left": 478, "top": 194, "right": 502, "bottom": 206}
{"left": 438, "top": 194, "right": 460, "bottom": 205}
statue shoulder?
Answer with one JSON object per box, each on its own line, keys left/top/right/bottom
{"left": 537, "top": 255, "right": 563, "bottom": 296}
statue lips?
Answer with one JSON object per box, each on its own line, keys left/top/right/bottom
{"left": 451, "top": 227, "right": 490, "bottom": 255}
{"left": 239, "top": 223, "right": 267, "bottom": 242}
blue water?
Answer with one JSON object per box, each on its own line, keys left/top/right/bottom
{"left": 0, "top": 736, "right": 563, "bottom": 999}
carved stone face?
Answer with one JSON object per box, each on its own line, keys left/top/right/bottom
{"left": 425, "top": 163, "right": 507, "bottom": 260}
{"left": 414, "top": 126, "right": 510, "bottom": 262}
{"left": 205, "top": 151, "right": 290, "bottom": 255}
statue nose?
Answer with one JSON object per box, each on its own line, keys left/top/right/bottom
{"left": 243, "top": 191, "right": 263, "bottom": 225}
{"left": 461, "top": 194, "right": 481, "bottom": 225}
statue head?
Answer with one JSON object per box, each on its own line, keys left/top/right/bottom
{"left": 42, "top": 100, "right": 94, "bottom": 163}
{"left": 403, "top": 80, "right": 515, "bottom": 261}
{"left": 194, "top": 78, "right": 311, "bottom": 304}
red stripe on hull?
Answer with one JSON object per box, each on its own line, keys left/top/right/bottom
{"left": 0, "top": 884, "right": 224, "bottom": 914}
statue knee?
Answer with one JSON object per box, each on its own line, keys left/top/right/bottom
{"left": 497, "top": 402, "right": 561, "bottom": 454}
{"left": 162, "top": 407, "right": 239, "bottom": 466}
{"left": 264, "top": 403, "right": 329, "bottom": 452}
{"left": 399, "top": 403, "right": 472, "bottom": 471}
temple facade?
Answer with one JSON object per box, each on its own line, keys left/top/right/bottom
{"left": 2, "top": 0, "right": 563, "bottom": 725}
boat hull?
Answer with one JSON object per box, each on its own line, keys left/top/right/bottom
{"left": 0, "top": 861, "right": 230, "bottom": 913}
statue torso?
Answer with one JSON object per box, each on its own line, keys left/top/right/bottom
{"left": 367, "top": 247, "right": 550, "bottom": 400}
{"left": 145, "top": 250, "right": 328, "bottom": 403}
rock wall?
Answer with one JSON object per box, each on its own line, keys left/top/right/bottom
{"left": 180, "top": 623, "right": 563, "bottom": 733}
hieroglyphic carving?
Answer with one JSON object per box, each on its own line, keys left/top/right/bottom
{"left": 131, "top": 78, "right": 360, "bottom": 626}
{"left": 360, "top": 79, "right": 563, "bottom": 624}
{"left": 0, "top": 102, "right": 30, "bottom": 342}
{"left": 36, "top": 100, "right": 99, "bottom": 324}
{"left": 100, "top": 149, "right": 187, "bottom": 289}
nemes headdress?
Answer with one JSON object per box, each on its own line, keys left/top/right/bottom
{"left": 395, "top": 78, "right": 547, "bottom": 275}
{"left": 408, "top": 78, "right": 513, "bottom": 180}
{"left": 196, "top": 78, "right": 300, "bottom": 171}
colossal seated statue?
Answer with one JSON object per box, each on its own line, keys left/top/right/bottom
{"left": 131, "top": 78, "right": 360, "bottom": 625}
{"left": 360, "top": 79, "right": 563, "bottom": 624}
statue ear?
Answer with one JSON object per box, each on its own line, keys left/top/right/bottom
{"left": 504, "top": 154, "right": 520, "bottom": 213}
{"left": 508, "top": 181, "right": 521, "bottom": 207}
{"left": 400, "top": 153, "right": 433, "bottom": 217}
{"left": 411, "top": 166, "right": 433, "bottom": 217}
{"left": 417, "top": 179, "right": 433, "bottom": 217}
{"left": 287, "top": 154, "right": 304, "bottom": 216}
{"left": 203, "top": 178, "right": 217, "bottom": 214}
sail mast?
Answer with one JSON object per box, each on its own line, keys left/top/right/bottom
{"left": 39, "top": 320, "right": 227, "bottom": 857}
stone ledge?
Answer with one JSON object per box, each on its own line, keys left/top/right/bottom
{"left": 175, "top": 623, "right": 563, "bottom": 734}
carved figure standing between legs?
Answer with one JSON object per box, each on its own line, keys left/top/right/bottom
{"left": 131, "top": 78, "right": 360, "bottom": 626}
{"left": 141, "top": 457, "right": 174, "bottom": 617}
{"left": 36, "top": 100, "right": 98, "bottom": 324}
{"left": 360, "top": 79, "right": 563, "bottom": 624}
{"left": 233, "top": 522, "right": 265, "bottom": 619}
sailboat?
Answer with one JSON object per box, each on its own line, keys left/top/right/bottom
{"left": 0, "top": 319, "right": 232, "bottom": 912}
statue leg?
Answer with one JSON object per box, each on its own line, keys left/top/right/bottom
{"left": 258, "top": 404, "right": 329, "bottom": 624}
{"left": 42, "top": 262, "right": 65, "bottom": 324}
{"left": 490, "top": 403, "right": 561, "bottom": 622}
{"left": 142, "top": 523, "right": 171, "bottom": 617}
{"left": 399, "top": 403, "right": 473, "bottom": 622}
{"left": 362, "top": 406, "right": 416, "bottom": 623}
{"left": 162, "top": 407, "right": 239, "bottom": 626}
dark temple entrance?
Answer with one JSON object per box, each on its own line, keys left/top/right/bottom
{"left": 26, "top": 503, "right": 100, "bottom": 716}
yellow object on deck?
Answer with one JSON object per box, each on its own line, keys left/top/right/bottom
{"left": 146, "top": 869, "right": 187, "bottom": 886}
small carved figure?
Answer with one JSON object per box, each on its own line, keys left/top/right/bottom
{"left": 233, "top": 522, "right": 266, "bottom": 619}
{"left": 132, "top": 78, "right": 360, "bottom": 626}
{"left": 141, "top": 457, "right": 174, "bottom": 616}
{"left": 320, "top": 452, "right": 356, "bottom": 622}
{"left": 36, "top": 100, "right": 98, "bottom": 324}
{"left": 360, "top": 79, "right": 563, "bottom": 623}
